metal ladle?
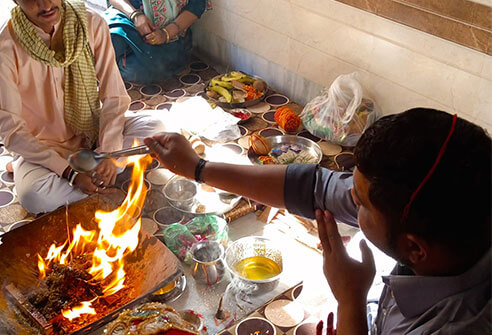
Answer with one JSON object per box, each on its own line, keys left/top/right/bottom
{"left": 68, "top": 145, "right": 151, "bottom": 172}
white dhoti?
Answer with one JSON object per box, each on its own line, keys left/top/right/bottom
{"left": 13, "top": 112, "right": 169, "bottom": 214}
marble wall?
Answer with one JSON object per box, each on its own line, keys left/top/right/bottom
{"left": 334, "top": 0, "right": 491, "bottom": 55}
{"left": 193, "top": 0, "right": 492, "bottom": 133}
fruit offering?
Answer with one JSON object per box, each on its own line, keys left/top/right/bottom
{"left": 274, "top": 106, "right": 302, "bottom": 132}
{"left": 206, "top": 72, "right": 267, "bottom": 104}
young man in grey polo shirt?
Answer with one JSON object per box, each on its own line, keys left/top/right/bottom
{"left": 146, "top": 108, "right": 491, "bottom": 334}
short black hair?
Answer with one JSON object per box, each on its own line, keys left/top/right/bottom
{"left": 354, "top": 108, "right": 491, "bottom": 257}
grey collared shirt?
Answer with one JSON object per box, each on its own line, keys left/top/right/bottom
{"left": 283, "top": 164, "right": 491, "bottom": 334}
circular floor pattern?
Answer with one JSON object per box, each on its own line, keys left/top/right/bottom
{"left": 155, "top": 102, "right": 173, "bottom": 111}
{"left": 236, "top": 317, "right": 276, "bottom": 335}
{"left": 259, "top": 127, "right": 284, "bottom": 137}
{"left": 7, "top": 219, "right": 32, "bottom": 232}
{"left": 0, "top": 155, "right": 13, "bottom": 171}
{"left": 189, "top": 61, "right": 209, "bottom": 72}
{"left": 179, "top": 73, "right": 201, "bottom": 86}
{"left": 220, "top": 143, "right": 244, "bottom": 155}
{"left": 141, "top": 217, "right": 158, "bottom": 235}
{"left": 194, "top": 91, "right": 208, "bottom": 99}
{"left": 265, "top": 94, "right": 289, "bottom": 107}
{"left": 247, "top": 102, "right": 270, "bottom": 114}
{"left": 140, "top": 84, "right": 162, "bottom": 97}
{"left": 153, "top": 206, "right": 184, "bottom": 227}
{"left": 294, "top": 322, "right": 318, "bottom": 335}
{"left": 334, "top": 152, "right": 355, "bottom": 171}
{"left": 124, "top": 82, "right": 133, "bottom": 90}
{"left": 291, "top": 283, "right": 303, "bottom": 300}
{"left": 0, "top": 171, "right": 14, "bottom": 186}
{"left": 146, "top": 168, "right": 175, "bottom": 186}
{"left": 237, "top": 136, "right": 250, "bottom": 149}
{"left": 0, "top": 189, "right": 15, "bottom": 208}
{"left": 318, "top": 141, "right": 342, "bottom": 156}
{"left": 239, "top": 125, "right": 248, "bottom": 136}
{"left": 145, "top": 95, "right": 167, "bottom": 106}
{"left": 129, "top": 100, "right": 146, "bottom": 111}
{"left": 297, "top": 130, "right": 321, "bottom": 142}
{"left": 264, "top": 299, "right": 304, "bottom": 328}
{"left": 262, "top": 111, "right": 276, "bottom": 123}
{"left": 164, "top": 89, "right": 186, "bottom": 99}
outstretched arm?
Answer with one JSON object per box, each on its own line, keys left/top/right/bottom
{"left": 145, "top": 133, "right": 287, "bottom": 208}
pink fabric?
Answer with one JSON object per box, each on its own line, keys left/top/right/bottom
{"left": 0, "top": 10, "right": 131, "bottom": 177}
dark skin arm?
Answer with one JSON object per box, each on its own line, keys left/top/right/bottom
{"left": 144, "top": 133, "right": 287, "bottom": 208}
{"left": 146, "top": 133, "right": 376, "bottom": 334}
{"left": 316, "top": 209, "right": 375, "bottom": 335}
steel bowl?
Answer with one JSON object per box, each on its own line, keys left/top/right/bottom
{"left": 163, "top": 176, "right": 197, "bottom": 210}
{"left": 248, "top": 135, "right": 323, "bottom": 165}
{"left": 225, "top": 236, "right": 283, "bottom": 283}
{"left": 204, "top": 74, "right": 269, "bottom": 109}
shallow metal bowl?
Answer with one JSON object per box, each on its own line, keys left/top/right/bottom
{"left": 248, "top": 135, "right": 323, "bottom": 165}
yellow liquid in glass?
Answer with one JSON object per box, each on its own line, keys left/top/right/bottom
{"left": 234, "top": 256, "right": 281, "bottom": 280}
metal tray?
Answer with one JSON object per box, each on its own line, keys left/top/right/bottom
{"left": 204, "top": 74, "right": 268, "bottom": 109}
{"left": 248, "top": 135, "right": 323, "bottom": 165}
{"left": 164, "top": 175, "right": 242, "bottom": 215}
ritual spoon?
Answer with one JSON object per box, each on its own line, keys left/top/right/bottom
{"left": 68, "top": 145, "right": 151, "bottom": 172}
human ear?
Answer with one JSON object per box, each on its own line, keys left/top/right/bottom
{"left": 403, "top": 233, "right": 429, "bottom": 265}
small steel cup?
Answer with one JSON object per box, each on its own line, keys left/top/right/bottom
{"left": 191, "top": 240, "right": 225, "bottom": 286}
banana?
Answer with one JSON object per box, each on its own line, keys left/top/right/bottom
{"left": 221, "top": 71, "right": 245, "bottom": 82}
{"left": 211, "top": 79, "right": 233, "bottom": 89}
{"left": 210, "top": 85, "right": 232, "bottom": 103}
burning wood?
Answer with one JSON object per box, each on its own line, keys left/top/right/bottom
{"left": 27, "top": 146, "right": 151, "bottom": 333}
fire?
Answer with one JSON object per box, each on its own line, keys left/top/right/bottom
{"left": 62, "top": 301, "right": 96, "bottom": 321}
{"left": 37, "top": 143, "right": 151, "bottom": 321}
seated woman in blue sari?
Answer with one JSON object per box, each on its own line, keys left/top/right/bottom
{"left": 104, "top": 0, "right": 209, "bottom": 84}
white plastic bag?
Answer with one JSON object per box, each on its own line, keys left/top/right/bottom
{"left": 300, "top": 72, "right": 376, "bottom": 145}
{"left": 168, "top": 96, "right": 241, "bottom": 142}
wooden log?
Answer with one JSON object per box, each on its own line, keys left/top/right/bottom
{"left": 3, "top": 283, "right": 57, "bottom": 334}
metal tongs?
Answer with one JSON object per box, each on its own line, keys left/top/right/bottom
{"left": 68, "top": 145, "right": 151, "bottom": 172}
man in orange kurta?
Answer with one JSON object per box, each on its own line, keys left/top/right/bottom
{"left": 0, "top": 0, "right": 166, "bottom": 213}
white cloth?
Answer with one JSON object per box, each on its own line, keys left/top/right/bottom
{"left": 13, "top": 112, "right": 168, "bottom": 214}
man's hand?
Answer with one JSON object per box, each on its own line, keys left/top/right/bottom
{"left": 93, "top": 158, "right": 117, "bottom": 188}
{"left": 144, "top": 29, "right": 167, "bottom": 45}
{"left": 133, "top": 14, "right": 155, "bottom": 37}
{"left": 144, "top": 133, "right": 199, "bottom": 179}
{"left": 316, "top": 209, "right": 375, "bottom": 305}
{"left": 73, "top": 172, "right": 114, "bottom": 195}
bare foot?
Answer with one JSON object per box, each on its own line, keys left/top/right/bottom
{"left": 6, "top": 161, "right": 13, "bottom": 173}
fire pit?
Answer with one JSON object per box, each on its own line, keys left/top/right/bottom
{"left": 0, "top": 154, "right": 183, "bottom": 334}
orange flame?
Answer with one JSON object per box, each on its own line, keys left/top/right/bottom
{"left": 62, "top": 301, "right": 96, "bottom": 321}
{"left": 37, "top": 141, "right": 151, "bottom": 320}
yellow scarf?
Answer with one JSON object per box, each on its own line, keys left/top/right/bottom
{"left": 11, "top": 0, "right": 100, "bottom": 145}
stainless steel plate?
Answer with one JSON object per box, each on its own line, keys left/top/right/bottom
{"left": 163, "top": 175, "right": 242, "bottom": 215}
{"left": 248, "top": 135, "right": 323, "bottom": 165}
{"left": 204, "top": 74, "right": 268, "bottom": 109}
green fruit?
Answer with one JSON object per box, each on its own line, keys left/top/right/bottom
{"left": 211, "top": 79, "right": 233, "bottom": 89}
{"left": 221, "top": 72, "right": 245, "bottom": 82}
{"left": 210, "top": 86, "right": 232, "bottom": 103}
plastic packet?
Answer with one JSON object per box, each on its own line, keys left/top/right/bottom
{"left": 300, "top": 72, "right": 378, "bottom": 146}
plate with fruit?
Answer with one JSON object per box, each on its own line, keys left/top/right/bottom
{"left": 205, "top": 71, "right": 268, "bottom": 108}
